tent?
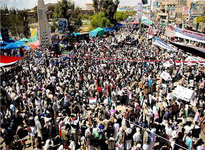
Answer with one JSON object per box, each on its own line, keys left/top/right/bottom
{"left": 30, "top": 40, "right": 40, "bottom": 49}
{"left": 73, "top": 32, "right": 81, "bottom": 36}
{"left": 160, "top": 71, "right": 172, "bottom": 81}
{"left": 143, "top": 20, "right": 153, "bottom": 26}
{"left": 19, "top": 38, "right": 34, "bottom": 42}
{"left": 0, "top": 41, "right": 25, "bottom": 49}
{"left": 173, "top": 86, "right": 195, "bottom": 102}
{"left": 0, "top": 55, "right": 23, "bottom": 67}
{"left": 89, "top": 27, "right": 105, "bottom": 37}
{"left": 115, "top": 23, "right": 124, "bottom": 28}
{"left": 104, "top": 27, "right": 116, "bottom": 32}
{"left": 132, "top": 20, "right": 139, "bottom": 25}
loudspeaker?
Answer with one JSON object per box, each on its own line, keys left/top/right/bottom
{"left": 1, "top": 28, "right": 9, "bottom": 41}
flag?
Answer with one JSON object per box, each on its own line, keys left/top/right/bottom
{"left": 31, "top": 28, "right": 37, "bottom": 38}
{"left": 0, "top": 55, "right": 23, "bottom": 67}
{"left": 148, "top": 26, "right": 155, "bottom": 39}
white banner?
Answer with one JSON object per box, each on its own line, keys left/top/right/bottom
{"left": 173, "top": 86, "right": 195, "bottom": 102}
{"left": 137, "top": 2, "right": 142, "bottom": 12}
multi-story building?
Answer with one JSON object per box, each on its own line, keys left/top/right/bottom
{"left": 152, "top": 0, "right": 178, "bottom": 23}
{"left": 189, "top": 1, "right": 205, "bottom": 32}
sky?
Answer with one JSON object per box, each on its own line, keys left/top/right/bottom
{"left": 0, "top": 0, "right": 151, "bottom": 10}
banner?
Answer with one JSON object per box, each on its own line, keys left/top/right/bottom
{"left": 175, "top": 27, "right": 205, "bottom": 41}
{"left": 166, "top": 25, "right": 205, "bottom": 43}
{"left": 160, "top": 71, "right": 172, "bottom": 81}
{"left": 182, "top": 6, "right": 189, "bottom": 16}
{"left": 59, "top": 19, "right": 68, "bottom": 30}
{"left": 173, "top": 86, "right": 195, "bottom": 102}
{"left": 194, "top": 15, "right": 205, "bottom": 23}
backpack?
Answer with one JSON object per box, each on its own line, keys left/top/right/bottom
{"left": 108, "top": 138, "right": 115, "bottom": 150}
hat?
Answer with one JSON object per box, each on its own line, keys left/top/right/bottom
{"left": 136, "top": 143, "right": 141, "bottom": 148}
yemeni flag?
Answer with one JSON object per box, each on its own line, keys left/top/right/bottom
{"left": 142, "top": 0, "right": 148, "bottom": 4}
{"left": 148, "top": 26, "right": 155, "bottom": 39}
{"left": 0, "top": 55, "right": 23, "bottom": 67}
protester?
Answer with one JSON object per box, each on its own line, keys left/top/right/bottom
{"left": 0, "top": 18, "right": 205, "bottom": 150}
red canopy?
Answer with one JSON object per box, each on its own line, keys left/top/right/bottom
{"left": 0, "top": 55, "right": 23, "bottom": 67}
{"left": 30, "top": 40, "right": 40, "bottom": 49}
{"left": 132, "top": 20, "right": 139, "bottom": 25}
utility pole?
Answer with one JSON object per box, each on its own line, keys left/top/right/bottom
{"left": 150, "top": 0, "right": 152, "bottom": 21}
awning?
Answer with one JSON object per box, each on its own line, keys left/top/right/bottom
{"left": 0, "top": 55, "right": 23, "bottom": 67}
{"left": 30, "top": 40, "right": 40, "bottom": 49}
{"left": 132, "top": 20, "right": 139, "bottom": 25}
{"left": 0, "top": 41, "right": 25, "bottom": 49}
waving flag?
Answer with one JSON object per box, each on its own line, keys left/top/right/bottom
{"left": 0, "top": 55, "right": 23, "bottom": 67}
{"left": 153, "top": 37, "right": 176, "bottom": 51}
{"left": 148, "top": 26, "right": 155, "bottom": 39}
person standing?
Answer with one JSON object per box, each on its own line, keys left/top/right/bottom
{"left": 172, "top": 102, "right": 179, "bottom": 122}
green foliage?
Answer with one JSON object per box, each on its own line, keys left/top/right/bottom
{"left": 53, "top": 1, "right": 64, "bottom": 18}
{"left": 81, "top": 14, "right": 91, "bottom": 20}
{"left": 93, "top": 0, "right": 99, "bottom": 13}
{"left": 47, "top": 4, "right": 55, "bottom": 19}
{"left": 92, "top": 0, "right": 120, "bottom": 24}
{"left": 53, "top": 0, "right": 82, "bottom": 32}
{"left": 115, "top": 11, "right": 129, "bottom": 22}
{"left": 0, "top": 6, "right": 30, "bottom": 37}
{"left": 88, "top": 12, "right": 114, "bottom": 31}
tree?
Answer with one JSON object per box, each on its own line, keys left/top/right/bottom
{"left": 18, "top": 10, "right": 30, "bottom": 37}
{"left": 93, "top": 0, "right": 99, "bottom": 13}
{"left": 0, "top": 6, "right": 30, "bottom": 37}
{"left": 53, "top": 0, "right": 82, "bottom": 32}
{"left": 89, "top": 12, "right": 113, "bottom": 31}
{"left": 53, "top": 1, "right": 64, "bottom": 18}
{"left": 92, "top": 0, "right": 119, "bottom": 24}
{"left": 47, "top": 4, "right": 55, "bottom": 19}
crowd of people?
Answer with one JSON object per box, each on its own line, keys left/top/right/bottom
{"left": 0, "top": 20, "right": 205, "bottom": 150}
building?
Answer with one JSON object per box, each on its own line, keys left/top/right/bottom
{"left": 153, "top": 0, "right": 178, "bottom": 23}
{"left": 85, "top": 2, "right": 94, "bottom": 11}
{"left": 189, "top": 1, "right": 205, "bottom": 32}
{"left": 81, "top": 1, "right": 94, "bottom": 15}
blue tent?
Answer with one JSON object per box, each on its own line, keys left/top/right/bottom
{"left": 104, "top": 28, "right": 110, "bottom": 32}
{"left": 104, "top": 27, "right": 116, "bottom": 32}
{"left": 115, "top": 23, "right": 124, "bottom": 28}
{"left": 73, "top": 32, "right": 81, "bottom": 36}
{"left": 89, "top": 27, "right": 105, "bottom": 37}
{"left": 0, "top": 41, "right": 25, "bottom": 49}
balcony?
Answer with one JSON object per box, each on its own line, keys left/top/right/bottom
{"left": 167, "top": 6, "right": 175, "bottom": 10}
